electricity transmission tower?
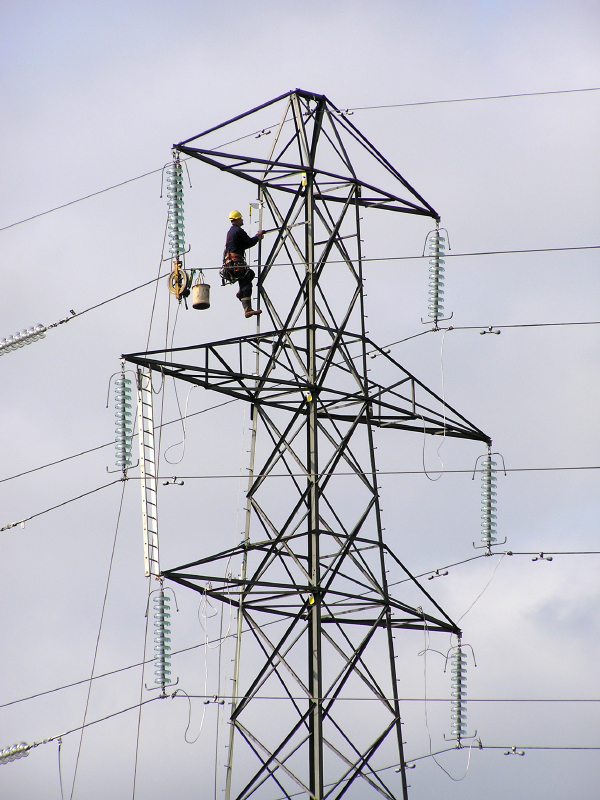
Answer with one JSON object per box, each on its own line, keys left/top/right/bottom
{"left": 125, "top": 89, "right": 490, "bottom": 800}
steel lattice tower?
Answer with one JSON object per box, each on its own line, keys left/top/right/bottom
{"left": 125, "top": 89, "right": 489, "bottom": 800}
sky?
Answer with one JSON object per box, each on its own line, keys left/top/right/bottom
{"left": 1, "top": 1, "right": 599, "bottom": 798}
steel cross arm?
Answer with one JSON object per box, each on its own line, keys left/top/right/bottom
{"left": 175, "top": 89, "right": 298, "bottom": 146}
{"left": 326, "top": 107, "right": 438, "bottom": 221}
{"left": 162, "top": 574, "right": 456, "bottom": 632}
{"left": 123, "top": 357, "right": 488, "bottom": 445}
{"left": 175, "top": 146, "right": 434, "bottom": 216}
{"left": 123, "top": 362, "right": 486, "bottom": 442}
{"left": 161, "top": 526, "right": 390, "bottom": 578}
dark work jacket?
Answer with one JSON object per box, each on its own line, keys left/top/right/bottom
{"left": 224, "top": 225, "right": 260, "bottom": 260}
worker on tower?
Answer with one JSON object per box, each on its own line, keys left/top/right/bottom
{"left": 220, "top": 210, "right": 264, "bottom": 318}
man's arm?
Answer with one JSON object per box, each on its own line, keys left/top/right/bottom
{"left": 228, "top": 226, "right": 265, "bottom": 253}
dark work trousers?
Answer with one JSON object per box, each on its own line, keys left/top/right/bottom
{"left": 236, "top": 268, "right": 256, "bottom": 300}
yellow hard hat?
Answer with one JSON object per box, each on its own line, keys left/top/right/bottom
{"left": 229, "top": 209, "right": 242, "bottom": 220}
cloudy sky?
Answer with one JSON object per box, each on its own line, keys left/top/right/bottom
{"left": 1, "top": 1, "right": 599, "bottom": 799}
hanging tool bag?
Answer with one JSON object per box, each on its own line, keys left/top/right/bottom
{"left": 220, "top": 254, "right": 249, "bottom": 285}
{"left": 220, "top": 228, "right": 252, "bottom": 285}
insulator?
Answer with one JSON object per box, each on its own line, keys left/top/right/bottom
{"left": 427, "top": 231, "right": 445, "bottom": 322}
{"left": 0, "top": 742, "right": 30, "bottom": 765}
{"left": 450, "top": 645, "right": 468, "bottom": 740}
{"left": 153, "top": 590, "right": 172, "bottom": 688}
{"left": 166, "top": 161, "right": 185, "bottom": 258}
{"left": 114, "top": 373, "right": 133, "bottom": 470}
{"left": 0, "top": 324, "right": 46, "bottom": 356}
{"left": 480, "top": 455, "right": 498, "bottom": 548}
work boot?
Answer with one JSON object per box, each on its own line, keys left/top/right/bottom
{"left": 240, "top": 296, "right": 262, "bottom": 318}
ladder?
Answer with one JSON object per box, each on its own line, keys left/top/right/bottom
{"left": 137, "top": 367, "right": 160, "bottom": 578}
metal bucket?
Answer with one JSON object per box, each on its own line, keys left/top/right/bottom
{"left": 192, "top": 283, "right": 210, "bottom": 310}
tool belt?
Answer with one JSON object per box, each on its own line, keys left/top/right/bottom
{"left": 220, "top": 252, "right": 249, "bottom": 285}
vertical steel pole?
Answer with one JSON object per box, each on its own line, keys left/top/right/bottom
{"left": 299, "top": 96, "right": 324, "bottom": 800}
{"left": 224, "top": 185, "right": 264, "bottom": 800}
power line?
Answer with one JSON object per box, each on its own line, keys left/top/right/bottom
{"left": 472, "top": 745, "right": 600, "bottom": 751}
{"left": 0, "top": 121, "right": 275, "bottom": 234}
{"left": 127, "top": 465, "right": 600, "bottom": 480}
{"left": 19, "top": 272, "right": 170, "bottom": 335}
{"left": 75, "top": 273, "right": 170, "bottom": 318}
{"left": 173, "top": 694, "right": 600, "bottom": 703}
{"left": 3, "top": 461, "right": 597, "bottom": 531}
{"left": 1, "top": 83, "right": 597, "bottom": 235}
{"left": 380, "top": 320, "right": 600, "bottom": 350}
{"left": 0, "top": 641, "right": 222, "bottom": 710}
{"left": 447, "top": 320, "right": 600, "bottom": 331}
{"left": 426, "top": 244, "right": 600, "bottom": 259}
{"left": 0, "top": 479, "right": 122, "bottom": 531}
{"left": 201, "top": 243, "right": 600, "bottom": 271}
{"left": 0, "top": 168, "right": 165, "bottom": 233}
{"left": 0, "top": 398, "right": 237, "bottom": 485}
{"left": 348, "top": 86, "right": 600, "bottom": 111}
{"left": 30, "top": 694, "right": 598, "bottom": 782}
{"left": 37, "top": 697, "right": 162, "bottom": 746}
{"left": 0, "top": 617, "right": 285, "bottom": 711}
{"left": 1, "top": 83, "right": 596, "bottom": 238}
{"left": 506, "top": 551, "right": 600, "bottom": 556}
{"left": 3, "top": 386, "right": 597, "bottom": 488}
{"left": 0, "top": 442, "right": 113, "bottom": 484}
